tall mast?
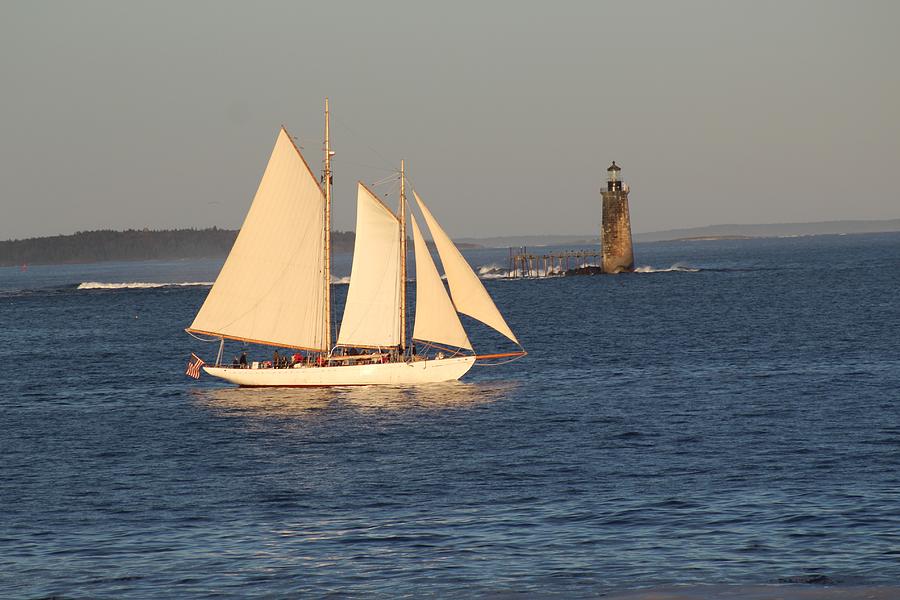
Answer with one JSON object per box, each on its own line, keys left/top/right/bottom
{"left": 323, "top": 98, "right": 332, "bottom": 354}
{"left": 399, "top": 159, "right": 407, "bottom": 353}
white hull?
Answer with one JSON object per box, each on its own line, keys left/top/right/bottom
{"left": 203, "top": 356, "right": 476, "bottom": 387}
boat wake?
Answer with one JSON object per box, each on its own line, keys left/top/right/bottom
{"left": 77, "top": 281, "right": 213, "bottom": 290}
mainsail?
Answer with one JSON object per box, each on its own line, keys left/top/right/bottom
{"left": 413, "top": 191, "right": 520, "bottom": 345}
{"left": 188, "top": 127, "right": 328, "bottom": 351}
{"left": 337, "top": 183, "right": 402, "bottom": 348}
{"left": 410, "top": 213, "right": 472, "bottom": 350}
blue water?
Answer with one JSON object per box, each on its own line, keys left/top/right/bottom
{"left": 2, "top": 233, "right": 899, "bottom": 598}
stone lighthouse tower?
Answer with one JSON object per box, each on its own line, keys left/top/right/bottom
{"left": 601, "top": 161, "right": 635, "bottom": 273}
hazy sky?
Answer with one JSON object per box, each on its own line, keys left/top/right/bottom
{"left": 1, "top": 0, "right": 898, "bottom": 240}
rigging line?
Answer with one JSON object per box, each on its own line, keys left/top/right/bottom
{"left": 371, "top": 172, "right": 401, "bottom": 187}
{"left": 331, "top": 113, "right": 395, "bottom": 171}
{"left": 341, "top": 161, "right": 396, "bottom": 173}
{"left": 371, "top": 179, "right": 400, "bottom": 205}
{"left": 411, "top": 340, "right": 470, "bottom": 355}
{"left": 473, "top": 355, "right": 525, "bottom": 366}
{"left": 288, "top": 134, "right": 312, "bottom": 152}
{"left": 187, "top": 330, "right": 222, "bottom": 343}
{"left": 385, "top": 180, "right": 401, "bottom": 200}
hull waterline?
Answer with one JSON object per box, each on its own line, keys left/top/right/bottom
{"left": 202, "top": 356, "right": 476, "bottom": 387}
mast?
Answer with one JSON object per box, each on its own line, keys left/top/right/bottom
{"left": 323, "top": 98, "right": 333, "bottom": 354}
{"left": 399, "top": 159, "right": 407, "bottom": 353}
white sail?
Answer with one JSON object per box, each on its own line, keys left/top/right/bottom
{"left": 413, "top": 191, "right": 520, "bottom": 345}
{"left": 188, "top": 127, "right": 328, "bottom": 351}
{"left": 337, "top": 183, "right": 402, "bottom": 348}
{"left": 410, "top": 213, "right": 472, "bottom": 350}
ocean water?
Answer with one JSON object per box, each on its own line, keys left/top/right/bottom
{"left": 1, "top": 233, "right": 899, "bottom": 599}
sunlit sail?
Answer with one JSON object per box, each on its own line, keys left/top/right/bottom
{"left": 337, "top": 183, "right": 402, "bottom": 348}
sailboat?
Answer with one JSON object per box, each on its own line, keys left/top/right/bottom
{"left": 185, "top": 100, "right": 524, "bottom": 386}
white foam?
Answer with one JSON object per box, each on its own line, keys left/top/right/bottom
{"left": 477, "top": 263, "right": 511, "bottom": 279}
{"left": 77, "top": 281, "right": 213, "bottom": 290}
{"left": 80, "top": 277, "right": 354, "bottom": 290}
{"left": 475, "top": 262, "right": 572, "bottom": 279}
{"left": 634, "top": 263, "right": 700, "bottom": 273}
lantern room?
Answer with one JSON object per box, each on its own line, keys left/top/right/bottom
{"left": 607, "top": 161, "right": 622, "bottom": 192}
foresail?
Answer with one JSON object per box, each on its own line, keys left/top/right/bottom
{"left": 410, "top": 213, "right": 472, "bottom": 350}
{"left": 413, "top": 191, "right": 520, "bottom": 345}
{"left": 188, "top": 127, "right": 327, "bottom": 351}
{"left": 337, "top": 183, "right": 402, "bottom": 348}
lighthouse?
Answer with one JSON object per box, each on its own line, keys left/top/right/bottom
{"left": 600, "top": 161, "right": 635, "bottom": 273}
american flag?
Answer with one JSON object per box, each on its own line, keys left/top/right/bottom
{"left": 185, "top": 353, "right": 205, "bottom": 379}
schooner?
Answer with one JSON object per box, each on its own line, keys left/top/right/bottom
{"left": 186, "top": 100, "right": 524, "bottom": 386}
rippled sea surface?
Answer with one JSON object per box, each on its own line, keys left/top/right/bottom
{"left": 2, "top": 234, "right": 899, "bottom": 599}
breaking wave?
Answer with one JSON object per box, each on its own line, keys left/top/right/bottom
{"left": 68, "top": 265, "right": 704, "bottom": 289}
{"left": 79, "top": 277, "right": 356, "bottom": 289}
{"left": 477, "top": 262, "right": 576, "bottom": 278}
{"left": 635, "top": 264, "right": 700, "bottom": 273}
{"left": 77, "top": 281, "right": 213, "bottom": 290}
{"left": 477, "top": 263, "right": 511, "bottom": 279}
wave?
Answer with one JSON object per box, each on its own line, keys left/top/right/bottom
{"left": 79, "top": 277, "right": 354, "bottom": 289}
{"left": 70, "top": 263, "right": 700, "bottom": 291}
{"left": 476, "top": 262, "right": 568, "bottom": 279}
{"left": 76, "top": 281, "right": 213, "bottom": 290}
{"left": 75, "top": 273, "right": 487, "bottom": 290}
{"left": 477, "top": 263, "right": 511, "bottom": 279}
{"left": 634, "top": 263, "right": 700, "bottom": 273}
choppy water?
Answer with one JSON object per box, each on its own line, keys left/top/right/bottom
{"left": 1, "top": 233, "right": 899, "bottom": 599}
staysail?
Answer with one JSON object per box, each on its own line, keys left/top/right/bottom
{"left": 337, "top": 183, "right": 402, "bottom": 348}
{"left": 410, "top": 213, "right": 472, "bottom": 350}
{"left": 413, "top": 191, "right": 520, "bottom": 345}
{"left": 188, "top": 127, "right": 328, "bottom": 351}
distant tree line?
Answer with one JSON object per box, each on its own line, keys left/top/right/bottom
{"left": 0, "top": 228, "right": 357, "bottom": 267}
